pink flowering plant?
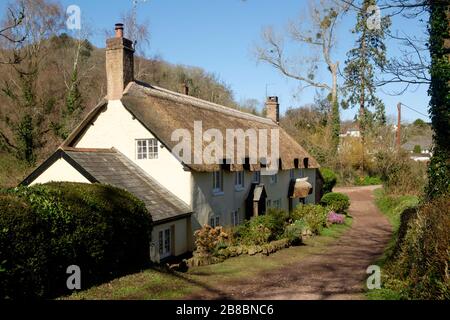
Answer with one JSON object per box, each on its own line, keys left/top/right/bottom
{"left": 327, "top": 211, "right": 345, "bottom": 225}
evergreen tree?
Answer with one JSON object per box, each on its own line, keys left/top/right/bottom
{"left": 426, "top": 2, "right": 450, "bottom": 198}
{"left": 343, "top": 0, "right": 390, "bottom": 136}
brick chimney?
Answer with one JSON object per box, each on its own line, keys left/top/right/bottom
{"left": 266, "top": 96, "right": 279, "bottom": 124}
{"left": 106, "top": 23, "right": 134, "bottom": 100}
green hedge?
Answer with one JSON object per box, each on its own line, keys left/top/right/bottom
{"left": 290, "top": 204, "right": 327, "bottom": 234}
{"left": 320, "top": 192, "right": 350, "bottom": 214}
{"left": 320, "top": 168, "right": 337, "bottom": 194}
{"left": 234, "top": 208, "right": 288, "bottom": 245}
{"left": 0, "top": 182, "right": 152, "bottom": 299}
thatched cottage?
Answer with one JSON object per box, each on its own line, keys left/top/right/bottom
{"left": 22, "top": 24, "right": 323, "bottom": 261}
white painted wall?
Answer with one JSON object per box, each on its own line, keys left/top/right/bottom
{"left": 151, "top": 217, "right": 190, "bottom": 258}
{"left": 30, "top": 158, "right": 90, "bottom": 185}
{"left": 74, "top": 100, "right": 192, "bottom": 206}
{"left": 190, "top": 168, "right": 316, "bottom": 230}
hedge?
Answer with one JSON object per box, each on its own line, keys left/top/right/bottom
{"left": 320, "top": 168, "right": 337, "bottom": 194}
{"left": 0, "top": 182, "right": 152, "bottom": 299}
{"left": 320, "top": 192, "right": 350, "bottom": 214}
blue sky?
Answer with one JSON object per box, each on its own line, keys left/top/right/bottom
{"left": 3, "top": 0, "right": 431, "bottom": 123}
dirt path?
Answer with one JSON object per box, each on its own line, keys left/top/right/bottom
{"left": 187, "top": 185, "right": 392, "bottom": 300}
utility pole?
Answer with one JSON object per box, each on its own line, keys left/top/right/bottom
{"left": 396, "top": 102, "right": 401, "bottom": 150}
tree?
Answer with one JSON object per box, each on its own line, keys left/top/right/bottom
{"left": 425, "top": 1, "right": 450, "bottom": 198}
{"left": 343, "top": 0, "right": 390, "bottom": 172}
{"left": 343, "top": 0, "right": 390, "bottom": 134}
{"left": 0, "top": 0, "right": 64, "bottom": 164}
{"left": 255, "top": 0, "right": 348, "bottom": 153}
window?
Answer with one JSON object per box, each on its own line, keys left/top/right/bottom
{"left": 252, "top": 171, "right": 261, "bottom": 183}
{"left": 266, "top": 199, "right": 272, "bottom": 208}
{"left": 270, "top": 173, "right": 278, "bottom": 184}
{"left": 212, "top": 170, "right": 223, "bottom": 194}
{"left": 290, "top": 169, "right": 295, "bottom": 179}
{"left": 273, "top": 199, "right": 281, "bottom": 209}
{"left": 158, "top": 227, "right": 172, "bottom": 259}
{"left": 234, "top": 171, "right": 244, "bottom": 190}
{"left": 232, "top": 210, "right": 239, "bottom": 226}
{"left": 136, "top": 138, "right": 158, "bottom": 159}
{"left": 210, "top": 216, "right": 220, "bottom": 228}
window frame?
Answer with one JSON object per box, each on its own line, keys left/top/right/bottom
{"left": 252, "top": 171, "right": 261, "bottom": 184}
{"left": 212, "top": 170, "right": 224, "bottom": 195}
{"left": 136, "top": 138, "right": 158, "bottom": 160}
{"left": 234, "top": 170, "right": 245, "bottom": 191}
{"left": 232, "top": 210, "right": 239, "bottom": 226}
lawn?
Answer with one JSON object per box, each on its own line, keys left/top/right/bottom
{"left": 65, "top": 217, "right": 353, "bottom": 300}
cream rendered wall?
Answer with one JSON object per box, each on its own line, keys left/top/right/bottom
{"left": 151, "top": 217, "right": 189, "bottom": 257}
{"left": 74, "top": 100, "right": 192, "bottom": 206}
{"left": 191, "top": 168, "right": 319, "bottom": 230}
{"left": 30, "top": 158, "right": 90, "bottom": 185}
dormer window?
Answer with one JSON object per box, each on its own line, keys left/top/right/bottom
{"left": 136, "top": 138, "right": 158, "bottom": 160}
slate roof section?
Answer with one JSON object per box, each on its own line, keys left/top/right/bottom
{"left": 63, "top": 147, "right": 191, "bottom": 223}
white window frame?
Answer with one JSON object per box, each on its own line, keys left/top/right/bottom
{"left": 136, "top": 138, "right": 158, "bottom": 160}
{"left": 158, "top": 227, "right": 172, "bottom": 259}
{"left": 252, "top": 171, "right": 261, "bottom": 183}
{"left": 234, "top": 171, "right": 244, "bottom": 191}
{"left": 210, "top": 216, "right": 220, "bottom": 228}
{"left": 212, "top": 170, "right": 223, "bottom": 195}
{"left": 232, "top": 210, "right": 239, "bottom": 226}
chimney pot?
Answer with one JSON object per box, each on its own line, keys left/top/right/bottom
{"left": 115, "top": 23, "right": 124, "bottom": 38}
{"left": 266, "top": 96, "right": 280, "bottom": 124}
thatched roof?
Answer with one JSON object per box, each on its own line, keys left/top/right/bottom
{"left": 64, "top": 81, "right": 319, "bottom": 172}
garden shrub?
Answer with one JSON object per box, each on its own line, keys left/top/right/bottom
{"left": 234, "top": 208, "right": 288, "bottom": 245}
{"left": 320, "top": 168, "right": 337, "bottom": 194}
{"left": 290, "top": 204, "right": 327, "bottom": 235}
{"left": 283, "top": 220, "right": 307, "bottom": 245}
{"left": 0, "top": 182, "right": 152, "bottom": 299}
{"left": 320, "top": 192, "right": 350, "bottom": 213}
{"left": 193, "top": 225, "right": 229, "bottom": 255}
{"left": 327, "top": 211, "right": 345, "bottom": 225}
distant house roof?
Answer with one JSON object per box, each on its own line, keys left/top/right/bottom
{"left": 22, "top": 147, "right": 191, "bottom": 224}
{"left": 63, "top": 81, "right": 320, "bottom": 172}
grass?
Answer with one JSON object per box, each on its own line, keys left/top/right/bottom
{"left": 366, "top": 188, "right": 419, "bottom": 300}
{"left": 65, "top": 217, "right": 353, "bottom": 300}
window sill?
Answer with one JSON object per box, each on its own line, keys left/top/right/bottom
{"left": 212, "top": 190, "right": 224, "bottom": 197}
{"left": 234, "top": 186, "right": 245, "bottom": 192}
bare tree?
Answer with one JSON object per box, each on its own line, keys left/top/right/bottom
{"left": 0, "top": 3, "right": 26, "bottom": 64}
{"left": 255, "top": 0, "right": 349, "bottom": 151}
{"left": 256, "top": 0, "right": 349, "bottom": 109}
